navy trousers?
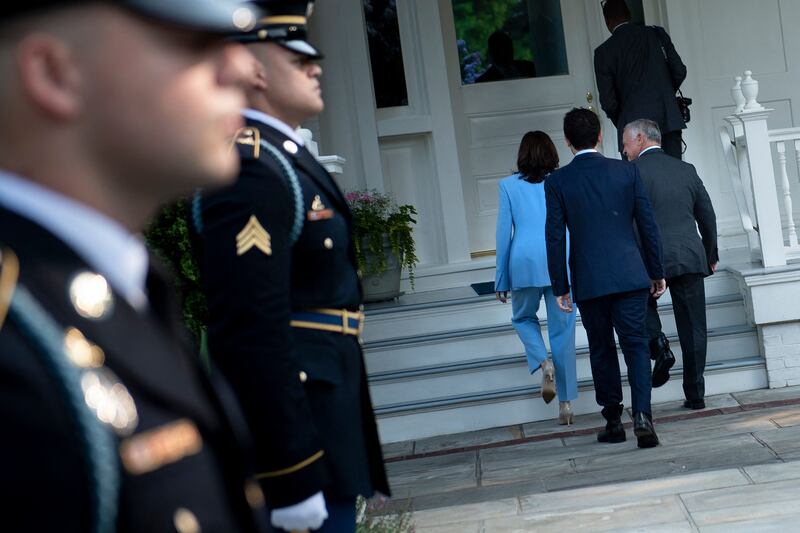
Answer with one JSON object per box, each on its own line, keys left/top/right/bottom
{"left": 314, "top": 497, "right": 356, "bottom": 533}
{"left": 577, "top": 289, "right": 652, "bottom": 417}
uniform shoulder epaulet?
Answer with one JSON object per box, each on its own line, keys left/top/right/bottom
{"left": 0, "top": 246, "right": 20, "bottom": 332}
{"left": 231, "top": 126, "right": 261, "bottom": 158}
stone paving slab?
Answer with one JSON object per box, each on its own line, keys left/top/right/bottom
{"left": 732, "top": 385, "right": 800, "bottom": 405}
{"left": 743, "top": 459, "right": 800, "bottom": 483}
{"left": 413, "top": 424, "right": 523, "bottom": 455}
{"left": 482, "top": 495, "right": 688, "bottom": 532}
{"left": 519, "top": 468, "right": 748, "bottom": 515}
{"left": 681, "top": 478, "right": 800, "bottom": 526}
{"left": 385, "top": 451, "right": 477, "bottom": 498}
{"left": 412, "top": 498, "right": 518, "bottom": 529}
{"left": 521, "top": 410, "right": 632, "bottom": 438}
{"left": 381, "top": 440, "right": 414, "bottom": 460}
{"left": 630, "top": 393, "right": 740, "bottom": 419}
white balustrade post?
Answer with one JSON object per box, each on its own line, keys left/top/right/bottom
{"left": 736, "top": 106, "right": 786, "bottom": 266}
{"left": 776, "top": 142, "right": 798, "bottom": 247}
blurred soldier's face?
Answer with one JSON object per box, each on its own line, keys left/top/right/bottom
{"left": 83, "top": 8, "right": 249, "bottom": 197}
{"left": 1, "top": 5, "right": 249, "bottom": 205}
{"left": 254, "top": 43, "right": 323, "bottom": 127}
{"left": 622, "top": 129, "right": 645, "bottom": 161}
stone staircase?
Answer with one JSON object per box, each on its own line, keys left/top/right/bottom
{"left": 363, "top": 269, "right": 766, "bottom": 443}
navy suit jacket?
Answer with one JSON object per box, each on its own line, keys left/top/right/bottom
{"left": 545, "top": 151, "right": 664, "bottom": 302}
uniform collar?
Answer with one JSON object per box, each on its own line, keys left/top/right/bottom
{"left": 242, "top": 108, "right": 305, "bottom": 147}
{"left": 574, "top": 148, "right": 600, "bottom": 157}
{"left": 612, "top": 21, "right": 630, "bottom": 33}
{"left": 0, "top": 170, "right": 149, "bottom": 311}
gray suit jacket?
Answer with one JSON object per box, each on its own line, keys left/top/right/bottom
{"left": 634, "top": 148, "right": 718, "bottom": 278}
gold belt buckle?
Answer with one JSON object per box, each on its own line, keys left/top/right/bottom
{"left": 341, "top": 309, "right": 350, "bottom": 335}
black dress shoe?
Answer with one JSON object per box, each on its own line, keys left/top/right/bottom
{"left": 597, "top": 421, "right": 626, "bottom": 443}
{"left": 650, "top": 333, "right": 675, "bottom": 388}
{"left": 683, "top": 399, "right": 706, "bottom": 410}
{"left": 633, "top": 412, "right": 659, "bottom": 448}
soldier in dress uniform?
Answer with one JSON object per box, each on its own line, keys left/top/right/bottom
{"left": 0, "top": 1, "right": 274, "bottom": 532}
{"left": 191, "top": 1, "right": 389, "bottom": 531}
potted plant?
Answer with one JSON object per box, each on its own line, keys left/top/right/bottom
{"left": 346, "top": 190, "right": 418, "bottom": 302}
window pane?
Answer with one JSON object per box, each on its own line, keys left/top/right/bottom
{"left": 453, "top": 0, "right": 569, "bottom": 85}
{"left": 364, "top": 0, "right": 409, "bottom": 108}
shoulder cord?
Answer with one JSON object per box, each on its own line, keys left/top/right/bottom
{"left": 258, "top": 139, "right": 305, "bottom": 246}
{"left": 191, "top": 141, "right": 305, "bottom": 246}
{"left": 9, "top": 285, "right": 119, "bottom": 533}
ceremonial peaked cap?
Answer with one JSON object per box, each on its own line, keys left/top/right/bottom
{"left": 0, "top": 0, "right": 260, "bottom": 35}
{"left": 229, "top": 0, "right": 323, "bottom": 59}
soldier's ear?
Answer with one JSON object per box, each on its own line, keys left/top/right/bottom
{"left": 252, "top": 57, "right": 268, "bottom": 91}
{"left": 15, "top": 33, "right": 83, "bottom": 120}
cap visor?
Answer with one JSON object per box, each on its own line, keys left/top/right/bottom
{"left": 125, "top": 0, "right": 259, "bottom": 34}
{"left": 280, "top": 39, "right": 323, "bottom": 59}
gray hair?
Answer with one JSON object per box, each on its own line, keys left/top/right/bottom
{"left": 624, "top": 119, "right": 662, "bottom": 143}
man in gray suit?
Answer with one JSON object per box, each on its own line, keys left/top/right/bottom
{"left": 623, "top": 119, "right": 718, "bottom": 410}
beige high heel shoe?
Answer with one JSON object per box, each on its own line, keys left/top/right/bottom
{"left": 559, "top": 401, "right": 574, "bottom": 426}
{"left": 540, "top": 359, "right": 556, "bottom": 404}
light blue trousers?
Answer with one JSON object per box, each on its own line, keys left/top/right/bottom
{"left": 511, "top": 286, "right": 578, "bottom": 401}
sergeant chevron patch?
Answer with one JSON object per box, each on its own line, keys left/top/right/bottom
{"left": 236, "top": 215, "right": 272, "bottom": 256}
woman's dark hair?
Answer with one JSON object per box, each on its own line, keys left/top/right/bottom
{"left": 516, "top": 130, "right": 559, "bottom": 183}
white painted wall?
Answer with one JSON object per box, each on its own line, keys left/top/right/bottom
{"left": 309, "top": 0, "right": 800, "bottom": 284}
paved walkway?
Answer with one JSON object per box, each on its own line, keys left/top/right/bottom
{"left": 381, "top": 386, "right": 800, "bottom": 531}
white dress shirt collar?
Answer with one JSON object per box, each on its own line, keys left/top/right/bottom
{"left": 242, "top": 108, "right": 305, "bottom": 146}
{"left": 0, "top": 170, "right": 149, "bottom": 311}
{"left": 575, "top": 148, "right": 599, "bottom": 157}
{"left": 640, "top": 145, "right": 661, "bottom": 157}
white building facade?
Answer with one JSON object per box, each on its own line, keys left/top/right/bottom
{"left": 307, "top": 0, "right": 800, "bottom": 441}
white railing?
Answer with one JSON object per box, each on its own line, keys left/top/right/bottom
{"left": 722, "top": 71, "right": 800, "bottom": 267}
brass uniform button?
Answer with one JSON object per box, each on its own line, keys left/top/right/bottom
{"left": 244, "top": 481, "right": 265, "bottom": 509}
{"left": 173, "top": 508, "right": 200, "bottom": 533}
{"left": 258, "top": 29, "right": 268, "bottom": 40}
{"left": 323, "top": 238, "right": 333, "bottom": 249}
{"left": 299, "top": 371, "right": 308, "bottom": 383}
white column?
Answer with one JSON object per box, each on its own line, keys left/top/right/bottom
{"left": 736, "top": 108, "right": 786, "bottom": 267}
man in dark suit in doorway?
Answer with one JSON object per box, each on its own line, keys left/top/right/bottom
{"left": 546, "top": 108, "right": 665, "bottom": 448}
{"left": 623, "top": 119, "right": 719, "bottom": 410}
{"left": 594, "top": 0, "right": 687, "bottom": 159}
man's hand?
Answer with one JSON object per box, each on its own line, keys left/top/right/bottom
{"left": 495, "top": 291, "right": 509, "bottom": 303}
{"left": 556, "top": 293, "right": 573, "bottom": 313}
{"left": 270, "top": 491, "right": 328, "bottom": 532}
{"left": 711, "top": 262, "right": 718, "bottom": 273}
{"left": 651, "top": 279, "right": 667, "bottom": 299}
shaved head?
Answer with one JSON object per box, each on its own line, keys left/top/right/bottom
{"left": 0, "top": 3, "right": 249, "bottom": 230}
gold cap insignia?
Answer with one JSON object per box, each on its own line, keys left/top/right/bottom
{"left": 120, "top": 419, "right": 203, "bottom": 476}
{"left": 69, "top": 272, "right": 113, "bottom": 320}
{"left": 80, "top": 368, "right": 138, "bottom": 435}
{"left": 232, "top": 126, "right": 261, "bottom": 158}
{"left": 236, "top": 215, "right": 272, "bottom": 256}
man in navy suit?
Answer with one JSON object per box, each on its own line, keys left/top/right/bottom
{"left": 545, "top": 108, "right": 666, "bottom": 448}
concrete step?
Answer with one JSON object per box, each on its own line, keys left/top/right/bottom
{"left": 363, "top": 271, "right": 739, "bottom": 343}
{"left": 364, "top": 293, "right": 749, "bottom": 375}
{"left": 368, "top": 325, "right": 758, "bottom": 408}
{"left": 375, "top": 356, "right": 767, "bottom": 443}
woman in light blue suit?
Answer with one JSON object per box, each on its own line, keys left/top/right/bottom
{"left": 495, "top": 131, "right": 578, "bottom": 424}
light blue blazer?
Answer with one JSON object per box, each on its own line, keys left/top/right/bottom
{"left": 495, "top": 173, "right": 559, "bottom": 291}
